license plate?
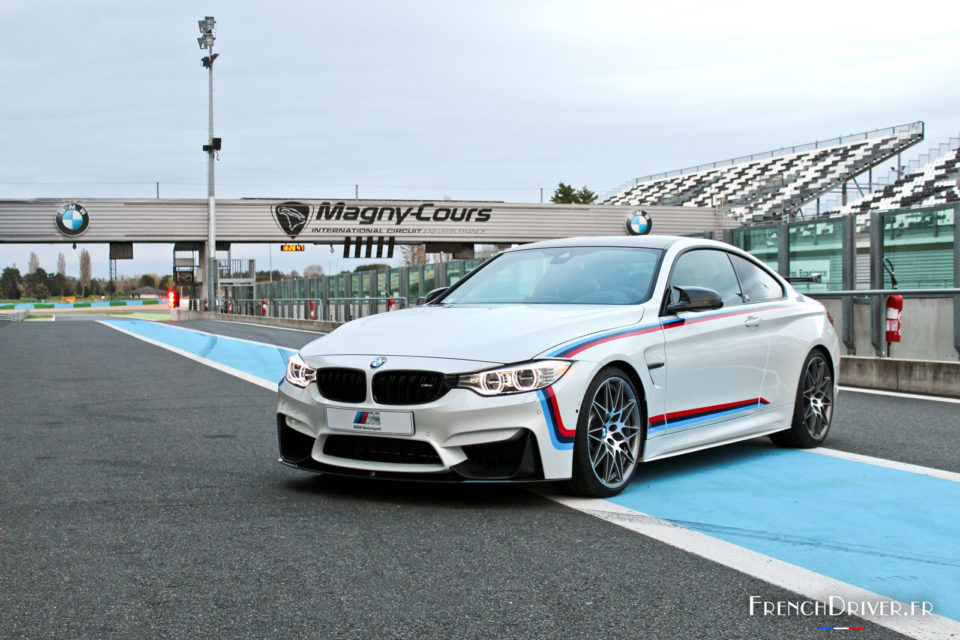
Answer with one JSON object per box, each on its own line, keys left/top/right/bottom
{"left": 326, "top": 408, "right": 414, "bottom": 436}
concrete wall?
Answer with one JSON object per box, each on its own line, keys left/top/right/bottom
{"left": 840, "top": 356, "right": 960, "bottom": 398}
{"left": 820, "top": 297, "right": 959, "bottom": 362}
{"left": 0, "top": 310, "right": 27, "bottom": 321}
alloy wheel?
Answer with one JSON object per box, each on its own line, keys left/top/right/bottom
{"left": 586, "top": 376, "right": 643, "bottom": 489}
{"left": 800, "top": 354, "right": 833, "bottom": 439}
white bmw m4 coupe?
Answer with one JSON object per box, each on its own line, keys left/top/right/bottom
{"left": 276, "top": 235, "right": 839, "bottom": 497}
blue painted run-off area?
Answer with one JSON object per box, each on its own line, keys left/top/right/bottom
{"left": 105, "top": 318, "right": 960, "bottom": 622}
{"left": 103, "top": 319, "right": 295, "bottom": 384}
{"left": 608, "top": 442, "right": 960, "bottom": 622}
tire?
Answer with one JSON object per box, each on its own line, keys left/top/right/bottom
{"left": 771, "top": 350, "right": 834, "bottom": 448}
{"left": 568, "top": 367, "right": 645, "bottom": 497}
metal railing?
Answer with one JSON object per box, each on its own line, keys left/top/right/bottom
{"left": 217, "top": 259, "right": 255, "bottom": 281}
{"left": 189, "top": 296, "right": 408, "bottom": 323}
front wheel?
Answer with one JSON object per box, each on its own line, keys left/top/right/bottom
{"left": 771, "top": 350, "right": 834, "bottom": 448}
{"left": 568, "top": 367, "right": 645, "bottom": 497}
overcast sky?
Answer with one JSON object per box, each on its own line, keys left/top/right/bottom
{"left": 2, "top": 0, "right": 958, "bottom": 280}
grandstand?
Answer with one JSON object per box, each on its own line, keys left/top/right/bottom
{"left": 833, "top": 136, "right": 960, "bottom": 220}
{"left": 604, "top": 122, "right": 924, "bottom": 224}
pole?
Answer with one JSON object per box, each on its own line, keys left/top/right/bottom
{"left": 156, "top": 182, "right": 159, "bottom": 198}
{"left": 206, "top": 42, "right": 216, "bottom": 304}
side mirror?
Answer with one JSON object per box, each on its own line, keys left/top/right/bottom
{"left": 424, "top": 287, "right": 448, "bottom": 304}
{"left": 665, "top": 286, "right": 723, "bottom": 315}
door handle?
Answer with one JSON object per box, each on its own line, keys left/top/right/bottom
{"left": 744, "top": 315, "right": 762, "bottom": 328}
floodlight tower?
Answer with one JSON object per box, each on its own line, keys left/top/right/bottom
{"left": 198, "top": 16, "right": 220, "bottom": 304}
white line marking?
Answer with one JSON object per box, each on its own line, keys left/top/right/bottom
{"left": 128, "top": 318, "right": 299, "bottom": 353}
{"left": 840, "top": 386, "right": 960, "bottom": 405}
{"left": 544, "top": 494, "right": 960, "bottom": 640}
{"left": 99, "top": 320, "right": 279, "bottom": 392}
{"left": 808, "top": 447, "right": 960, "bottom": 483}
{"left": 196, "top": 318, "right": 328, "bottom": 335}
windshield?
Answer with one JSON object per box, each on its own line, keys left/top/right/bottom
{"left": 440, "top": 246, "right": 662, "bottom": 305}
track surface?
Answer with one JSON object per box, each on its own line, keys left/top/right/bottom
{"left": 2, "top": 319, "right": 956, "bottom": 639}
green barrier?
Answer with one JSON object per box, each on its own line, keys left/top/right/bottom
{"left": 143, "top": 300, "right": 159, "bottom": 306}
{"left": 34, "top": 303, "right": 55, "bottom": 309}
{"left": 0, "top": 304, "right": 13, "bottom": 310}
{"left": 109, "top": 301, "right": 128, "bottom": 307}
{"left": 74, "top": 302, "right": 91, "bottom": 308}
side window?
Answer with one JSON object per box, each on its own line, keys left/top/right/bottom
{"left": 729, "top": 254, "right": 784, "bottom": 302}
{"left": 668, "top": 249, "right": 743, "bottom": 307}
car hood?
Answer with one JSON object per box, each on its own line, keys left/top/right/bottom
{"left": 300, "top": 304, "right": 645, "bottom": 364}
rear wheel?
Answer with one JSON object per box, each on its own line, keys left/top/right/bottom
{"left": 568, "top": 367, "right": 644, "bottom": 497}
{"left": 771, "top": 350, "right": 834, "bottom": 448}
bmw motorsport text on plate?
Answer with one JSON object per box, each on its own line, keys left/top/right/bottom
{"left": 276, "top": 235, "right": 839, "bottom": 497}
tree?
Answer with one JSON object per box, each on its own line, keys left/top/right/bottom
{"left": 79, "top": 249, "right": 92, "bottom": 297}
{"left": 23, "top": 268, "right": 49, "bottom": 299}
{"left": 304, "top": 264, "right": 325, "bottom": 278}
{"left": 28, "top": 251, "right": 40, "bottom": 274}
{"left": 256, "top": 269, "right": 284, "bottom": 282}
{"left": 574, "top": 186, "right": 597, "bottom": 204}
{"left": 550, "top": 182, "right": 598, "bottom": 204}
{"left": 57, "top": 252, "right": 66, "bottom": 276}
{"left": 354, "top": 263, "right": 391, "bottom": 272}
{"left": 138, "top": 274, "right": 157, "bottom": 288}
{"left": 1, "top": 267, "right": 22, "bottom": 299}
{"left": 401, "top": 244, "right": 427, "bottom": 266}
{"left": 158, "top": 275, "right": 174, "bottom": 290}
{"left": 49, "top": 272, "right": 67, "bottom": 297}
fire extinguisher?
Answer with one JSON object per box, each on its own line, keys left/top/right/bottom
{"left": 387, "top": 298, "right": 395, "bottom": 312}
{"left": 261, "top": 299, "right": 268, "bottom": 316}
{"left": 883, "top": 258, "right": 902, "bottom": 350}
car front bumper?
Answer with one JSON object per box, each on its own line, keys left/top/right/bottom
{"left": 276, "top": 355, "right": 586, "bottom": 481}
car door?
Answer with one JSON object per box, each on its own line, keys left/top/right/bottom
{"left": 727, "top": 252, "right": 791, "bottom": 409}
{"left": 656, "top": 248, "right": 769, "bottom": 441}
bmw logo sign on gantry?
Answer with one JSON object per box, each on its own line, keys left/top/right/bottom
{"left": 56, "top": 203, "right": 89, "bottom": 237}
{"left": 626, "top": 210, "right": 652, "bottom": 235}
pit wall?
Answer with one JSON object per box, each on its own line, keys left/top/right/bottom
{"left": 819, "top": 298, "right": 958, "bottom": 362}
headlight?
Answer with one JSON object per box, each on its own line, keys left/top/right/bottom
{"left": 457, "top": 360, "right": 571, "bottom": 396}
{"left": 285, "top": 353, "right": 316, "bottom": 388}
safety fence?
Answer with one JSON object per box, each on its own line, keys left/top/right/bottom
{"left": 188, "top": 296, "right": 408, "bottom": 323}
{"left": 718, "top": 205, "right": 959, "bottom": 359}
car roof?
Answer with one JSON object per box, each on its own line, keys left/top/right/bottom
{"left": 504, "top": 235, "right": 696, "bottom": 252}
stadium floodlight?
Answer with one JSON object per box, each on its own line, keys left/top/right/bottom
{"left": 196, "top": 16, "right": 218, "bottom": 304}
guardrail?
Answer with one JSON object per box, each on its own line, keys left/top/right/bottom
{"left": 188, "top": 296, "right": 408, "bottom": 323}
{"left": 809, "top": 288, "right": 960, "bottom": 358}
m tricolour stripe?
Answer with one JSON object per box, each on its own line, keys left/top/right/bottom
{"left": 545, "top": 494, "right": 960, "bottom": 640}
{"left": 99, "top": 321, "right": 280, "bottom": 392}
{"left": 548, "top": 302, "right": 792, "bottom": 358}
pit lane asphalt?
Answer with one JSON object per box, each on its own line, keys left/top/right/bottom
{"left": 1, "top": 320, "right": 940, "bottom": 639}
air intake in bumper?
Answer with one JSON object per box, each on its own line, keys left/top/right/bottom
{"left": 323, "top": 435, "right": 442, "bottom": 465}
